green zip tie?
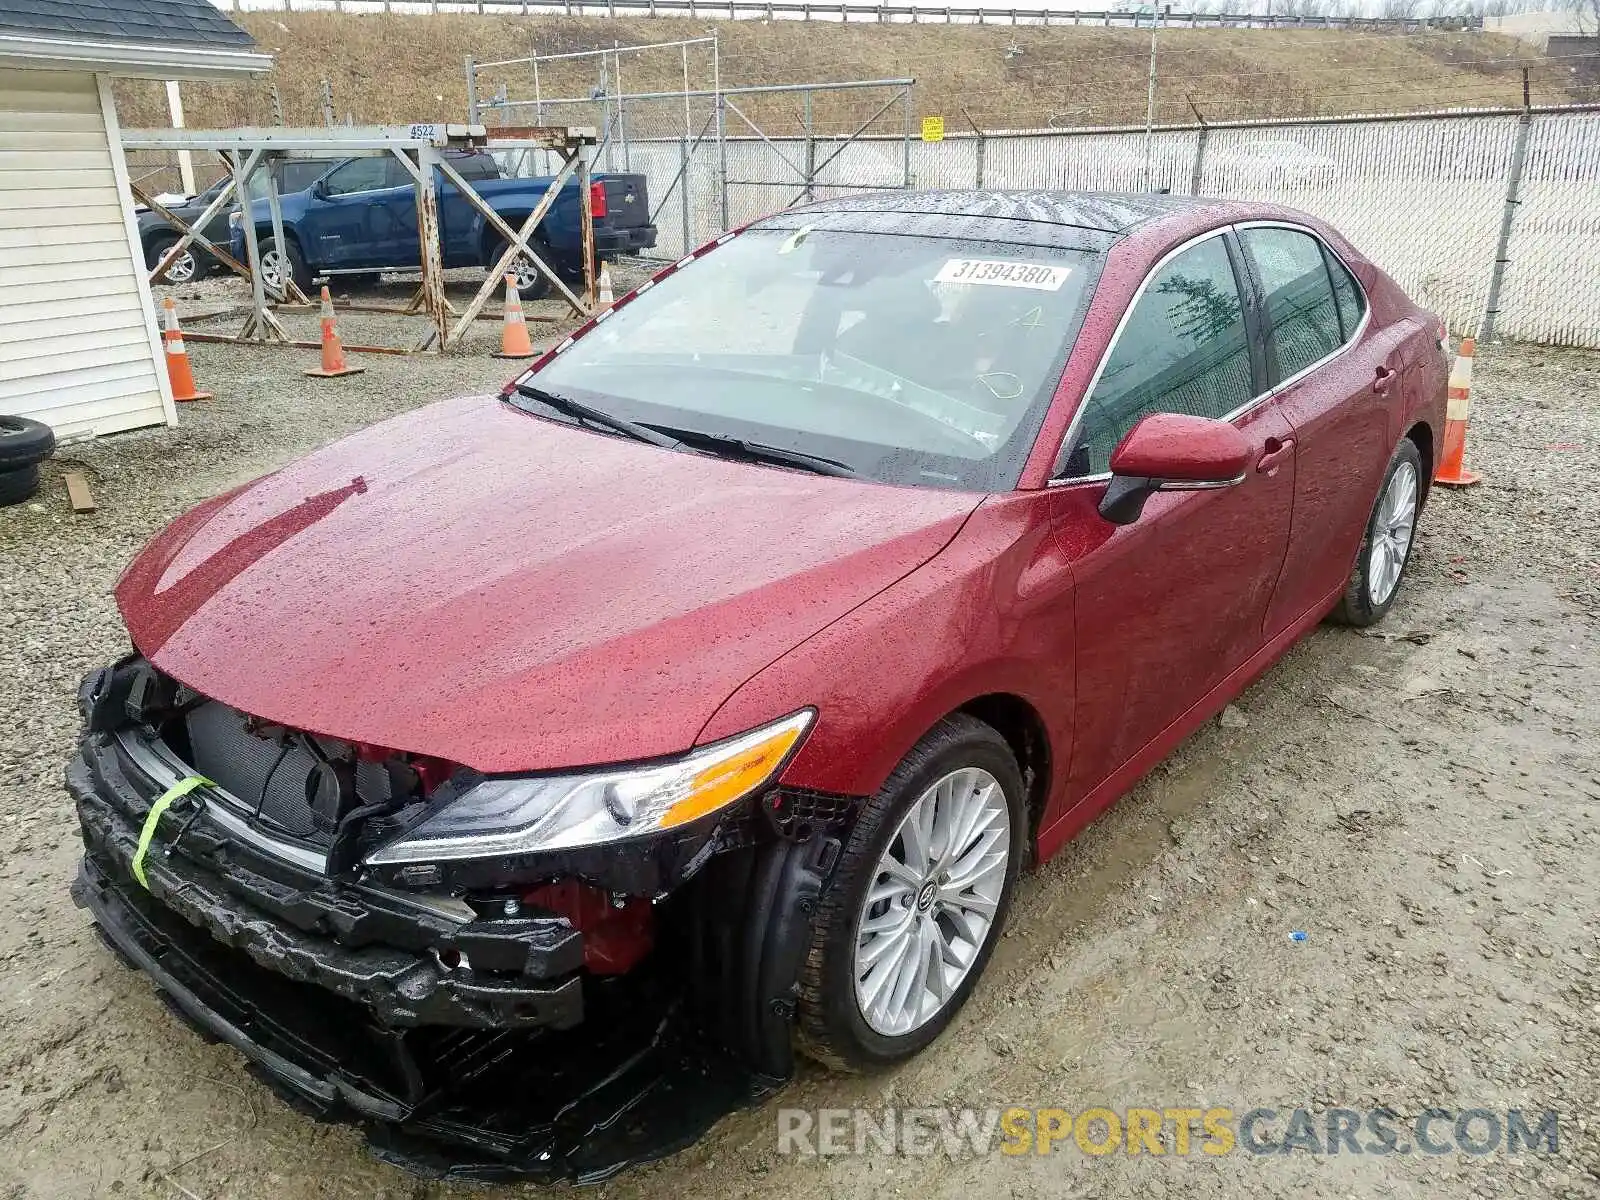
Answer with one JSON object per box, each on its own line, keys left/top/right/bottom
{"left": 131, "top": 775, "right": 212, "bottom": 889}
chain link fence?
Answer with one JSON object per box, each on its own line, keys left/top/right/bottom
{"left": 894, "top": 107, "right": 1599, "bottom": 348}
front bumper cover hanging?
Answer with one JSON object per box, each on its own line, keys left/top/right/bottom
{"left": 68, "top": 722, "right": 844, "bottom": 1182}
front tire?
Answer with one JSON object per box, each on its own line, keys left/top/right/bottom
{"left": 145, "top": 234, "right": 199, "bottom": 285}
{"left": 258, "top": 237, "right": 311, "bottom": 297}
{"left": 1331, "top": 438, "right": 1423, "bottom": 627}
{"left": 797, "top": 714, "right": 1025, "bottom": 1069}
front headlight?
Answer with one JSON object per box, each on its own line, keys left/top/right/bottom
{"left": 364, "top": 710, "right": 814, "bottom": 866}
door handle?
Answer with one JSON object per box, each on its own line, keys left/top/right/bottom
{"left": 1256, "top": 437, "right": 1295, "bottom": 475}
{"left": 1372, "top": 365, "right": 1397, "bottom": 394}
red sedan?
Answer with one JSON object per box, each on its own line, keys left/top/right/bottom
{"left": 70, "top": 191, "right": 1446, "bottom": 1179}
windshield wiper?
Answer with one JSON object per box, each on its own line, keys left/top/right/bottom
{"left": 646, "top": 426, "right": 860, "bottom": 478}
{"left": 511, "top": 383, "right": 680, "bottom": 450}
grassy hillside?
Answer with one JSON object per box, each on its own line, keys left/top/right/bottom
{"left": 113, "top": 11, "right": 1564, "bottom": 140}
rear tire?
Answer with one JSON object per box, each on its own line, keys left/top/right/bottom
{"left": 489, "top": 237, "right": 553, "bottom": 301}
{"left": 1330, "top": 438, "right": 1423, "bottom": 627}
{"left": 797, "top": 714, "right": 1025, "bottom": 1070}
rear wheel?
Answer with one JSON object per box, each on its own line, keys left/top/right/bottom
{"left": 797, "top": 715, "right": 1025, "bottom": 1069}
{"left": 145, "top": 234, "right": 199, "bottom": 285}
{"left": 489, "top": 237, "right": 553, "bottom": 301}
{"left": 1331, "top": 438, "right": 1423, "bottom": 627}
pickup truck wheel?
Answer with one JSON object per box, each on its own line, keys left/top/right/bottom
{"left": 258, "top": 238, "right": 311, "bottom": 297}
{"left": 145, "top": 235, "right": 199, "bottom": 285}
{"left": 491, "top": 238, "right": 552, "bottom": 301}
{"left": 796, "top": 714, "right": 1025, "bottom": 1070}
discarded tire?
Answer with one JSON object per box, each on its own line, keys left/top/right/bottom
{"left": 0, "top": 415, "right": 54, "bottom": 471}
{"left": 0, "top": 463, "right": 42, "bottom": 506}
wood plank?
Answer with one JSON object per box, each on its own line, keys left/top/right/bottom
{"left": 63, "top": 471, "right": 96, "bottom": 513}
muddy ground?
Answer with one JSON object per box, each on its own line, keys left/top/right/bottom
{"left": 0, "top": 329, "right": 1596, "bottom": 1200}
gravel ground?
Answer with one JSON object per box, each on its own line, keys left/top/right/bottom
{"left": 0, "top": 335, "right": 1596, "bottom": 1200}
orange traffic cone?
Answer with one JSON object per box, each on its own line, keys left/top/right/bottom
{"left": 1435, "top": 336, "right": 1482, "bottom": 487}
{"left": 160, "top": 297, "right": 212, "bottom": 403}
{"left": 305, "top": 286, "right": 365, "bottom": 378}
{"left": 493, "top": 274, "right": 536, "bottom": 360}
{"left": 597, "top": 263, "right": 615, "bottom": 311}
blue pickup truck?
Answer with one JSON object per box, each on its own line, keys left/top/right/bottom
{"left": 231, "top": 149, "right": 655, "bottom": 299}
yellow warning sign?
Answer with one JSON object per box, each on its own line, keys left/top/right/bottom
{"left": 921, "top": 115, "right": 945, "bottom": 143}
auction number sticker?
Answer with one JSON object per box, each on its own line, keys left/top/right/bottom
{"left": 935, "top": 259, "right": 1071, "bottom": 291}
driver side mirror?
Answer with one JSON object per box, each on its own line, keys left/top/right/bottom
{"left": 310, "top": 178, "right": 329, "bottom": 200}
{"left": 1098, "top": 412, "right": 1251, "bottom": 526}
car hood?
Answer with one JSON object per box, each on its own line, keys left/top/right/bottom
{"left": 117, "top": 394, "right": 981, "bottom": 773}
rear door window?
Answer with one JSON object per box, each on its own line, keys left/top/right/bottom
{"left": 1324, "top": 247, "right": 1367, "bottom": 341}
{"left": 1063, "top": 233, "right": 1254, "bottom": 477}
{"left": 1240, "top": 226, "right": 1345, "bottom": 382}
{"left": 322, "top": 157, "right": 391, "bottom": 196}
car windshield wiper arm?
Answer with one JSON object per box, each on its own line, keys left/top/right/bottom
{"left": 511, "top": 383, "right": 681, "bottom": 450}
{"left": 645, "top": 426, "right": 860, "bottom": 478}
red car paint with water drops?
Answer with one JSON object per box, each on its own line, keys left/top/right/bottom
{"left": 70, "top": 190, "right": 1446, "bottom": 1182}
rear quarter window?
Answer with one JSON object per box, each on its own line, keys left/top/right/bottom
{"left": 1241, "top": 226, "right": 1344, "bottom": 382}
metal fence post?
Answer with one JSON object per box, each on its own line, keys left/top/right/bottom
{"left": 803, "top": 89, "right": 816, "bottom": 202}
{"left": 1187, "top": 98, "right": 1208, "bottom": 196}
{"left": 901, "top": 85, "right": 913, "bottom": 189}
{"left": 465, "top": 56, "right": 479, "bottom": 124}
{"left": 1481, "top": 87, "right": 1533, "bottom": 341}
{"left": 680, "top": 132, "right": 691, "bottom": 255}
{"left": 963, "top": 107, "right": 984, "bottom": 188}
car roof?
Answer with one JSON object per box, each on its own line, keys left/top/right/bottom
{"left": 759, "top": 189, "right": 1227, "bottom": 252}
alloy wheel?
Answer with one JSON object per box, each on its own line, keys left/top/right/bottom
{"left": 852, "top": 766, "right": 1011, "bottom": 1037}
{"left": 162, "top": 248, "right": 197, "bottom": 284}
{"left": 259, "top": 248, "right": 287, "bottom": 293}
{"left": 1368, "top": 460, "right": 1418, "bottom": 606}
{"left": 511, "top": 258, "right": 543, "bottom": 292}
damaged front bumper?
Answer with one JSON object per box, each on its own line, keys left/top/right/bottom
{"left": 65, "top": 731, "right": 801, "bottom": 1181}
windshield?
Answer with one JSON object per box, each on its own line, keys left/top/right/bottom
{"left": 525, "top": 227, "right": 1102, "bottom": 490}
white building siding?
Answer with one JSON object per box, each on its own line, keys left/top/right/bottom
{"left": 0, "top": 67, "right": 172, "bottom": 441}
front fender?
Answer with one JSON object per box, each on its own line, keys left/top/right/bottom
{"left": 697, "top": 493, "right": 1077, "bottom": 829}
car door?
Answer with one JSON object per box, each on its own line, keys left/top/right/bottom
{"left": 298, "top": 157, "right": 408, "bottom": 269}
{"left": 1235, "top": 224, "right": 1397, "bottom": 638}
{"left": 1050, "top": 228, "right": 1297, "bottom": 800}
